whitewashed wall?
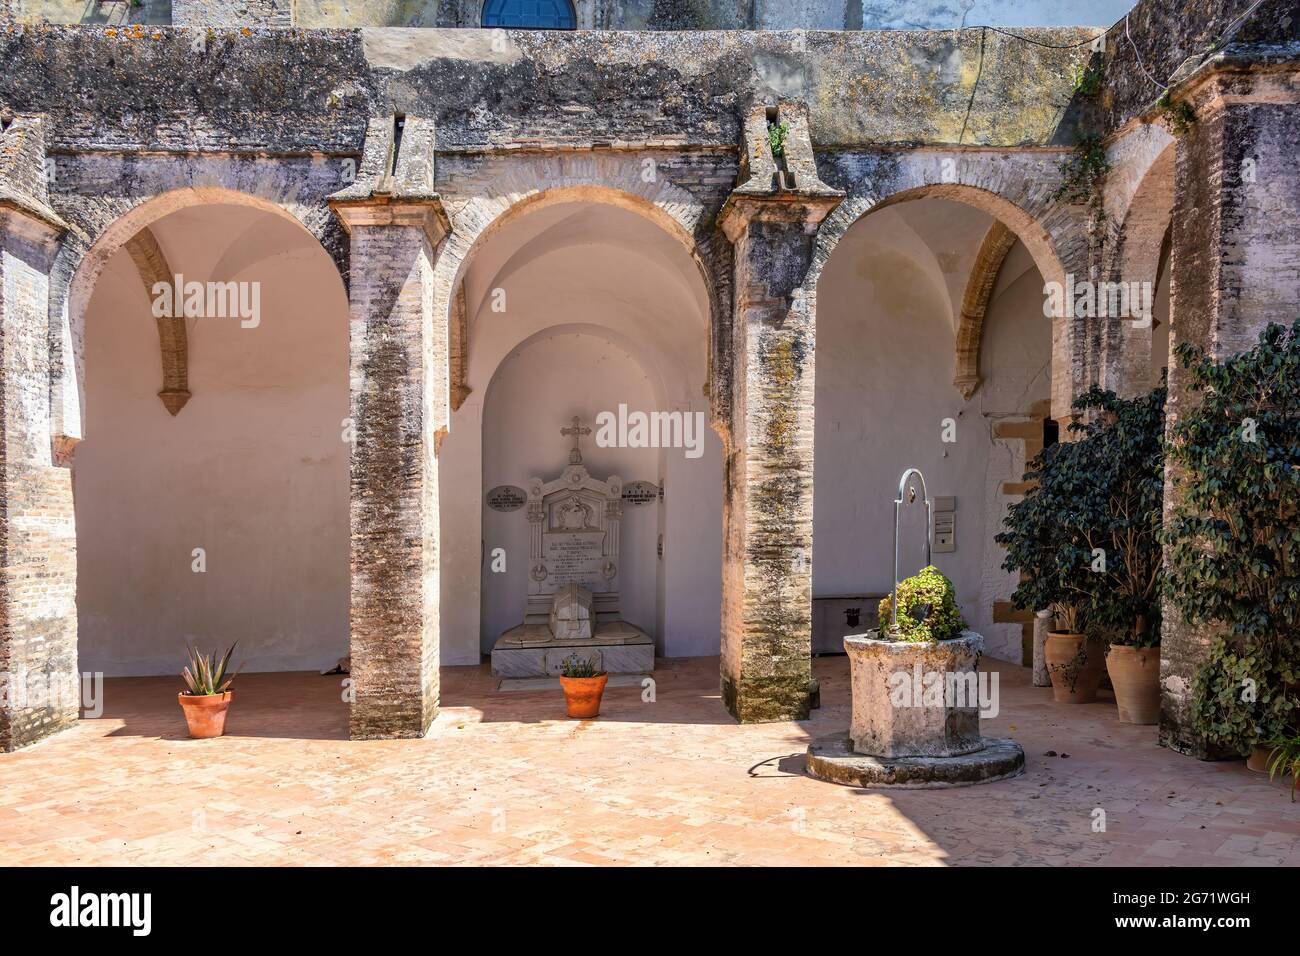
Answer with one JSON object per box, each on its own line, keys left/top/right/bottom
{"left": 814, "top": 198, "right": 1053, "bottom": 662}
{"left": 438, "top": 202, "right": 722, "bottom": 663}
{"left": 75, "top": 204, "right": 351, "bottom": 676}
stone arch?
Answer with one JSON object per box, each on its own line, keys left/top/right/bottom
{"left": 1102, "top": 138, "right": 1176, "bottom": 396}
{"left": 51, "top": 185, "right": 346, "bottom": 456}
{"left": 432, "top": 157, "right": 728, "bottom": 433}
{"left": 810, "top": 174, "right": 1076, "bottom": 419}
{"left": 952, "top": 220, "right": 1018, "bottom": 400}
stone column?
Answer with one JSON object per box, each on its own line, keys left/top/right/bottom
{"left": 331, "top": 116, "right": 448, "bottom": 740}
{"left": 1158, "top": 68, "right": 1300, "bottom": 757}
{"left": 333, "top": 203, "right": 447, "bottom": 740}
{"left": 0, "top": 115, "right": 77, "bottom": 751}
{"left": 715, "top": 103, "right": 841, "bottom": 722}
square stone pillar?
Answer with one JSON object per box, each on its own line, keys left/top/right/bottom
{"left": 1158, "top": 69, "right": 1300, "bottom": 756}
{"left": 716, "top": 104, "right": 842, "bottom": 721}
{"left": 333, "top": 200, "right": 447, "bottom": 739}
{"left": 0, "top": 117, "right": 77, "bottom": 751}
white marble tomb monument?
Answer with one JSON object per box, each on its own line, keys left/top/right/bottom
{"left": 490, "top": 418, "right": 655, "bottom": 677}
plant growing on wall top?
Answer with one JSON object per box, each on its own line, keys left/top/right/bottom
{"left": 1156, "top": 91, "right": 1197, "bottom": 136}
{"left": 767, "top": 119, "right": 790, "bottom": 158}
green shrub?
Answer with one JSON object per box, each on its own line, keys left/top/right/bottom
{"left": 1191, "top": 636, "right": 1297, "bottom": 756}
{"left": 878, "top": 566, "right": 966, "bottom": 642}
{"left": 995, "top": 384, "right": 1166, "bottom": 647}
{"left": 1166, "top": 321, "right": 1300, "bottom": 749}
{"left": 1165, "top": 321, "right": 1300, "bottom": 654}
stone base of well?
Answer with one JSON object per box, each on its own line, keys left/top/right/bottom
{"left": 805, "top": 733, "right": 1026, "bottom": 789}
{"left": 846, "top": 630, "right": 985, "bottom": 757}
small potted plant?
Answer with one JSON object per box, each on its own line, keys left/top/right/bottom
{"left": 558, "top": 653, "right": 608, "bottom": 719}
{"left": 178, "top": 643, "right": 239, "bottom": 738}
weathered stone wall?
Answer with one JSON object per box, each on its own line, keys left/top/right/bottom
{"left": 0, "top": 5, "right": 1294, "bottom": 747}
{"left": 0, "top": 27, "right": 1092, "bottom": 154}
{"left": 1158, "top": 68, "right": 1300, "bottom": 757}
{"left": 1097, "top": 0, "right": 1299, "bottom": 134}
{"left": 0, "top": 116, "right": 77, "bottom": 752}
{"left": 7, "top": 0, "right": 1137, "bottom": 29}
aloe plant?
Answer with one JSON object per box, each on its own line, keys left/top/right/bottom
{"left": 559, "top": 653, "right": 603, "bottom": 679}
{"left": 181, "top": 643, "right": 239, "bottom": 696}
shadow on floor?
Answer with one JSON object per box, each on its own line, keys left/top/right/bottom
{"left": 90, "top": 672, "right": 350, "bottom": 742}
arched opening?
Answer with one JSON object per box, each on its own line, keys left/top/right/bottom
{"left": 1108, "top": 141, "right": 1175, "bottom": 396}
{"left": 481, "top": 0, "right": 576, "bottom": 29}
{"left": 72, "top": 199, "right": 351, "bottom": 680}
{"left": 437, "top": 198, "right": 722, "bottom": 670}
{"left": 814, "top": 195, "right": 1055, "bottom": 665}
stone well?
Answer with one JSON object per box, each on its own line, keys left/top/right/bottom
{"left": 847, "top": 631, "right": 984, "bottom": 758}
{"left": 806, "top": 629, "right": 1025, "bottom": 789}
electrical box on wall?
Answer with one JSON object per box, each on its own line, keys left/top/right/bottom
{"left": 933, "top": 496, "right": 956, "bottom": 553}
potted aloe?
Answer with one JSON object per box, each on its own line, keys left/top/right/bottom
{"left": 1166, "top": 322, "right": 1300, "bottom": 763}
{"left": 558, "top": 653, "right": 608, "bottom": 719}
{"left": 178, "top": 643, "right": 239, "bottom": 738}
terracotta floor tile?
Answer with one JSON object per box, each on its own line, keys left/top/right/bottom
{"left": 0, "top": 657, "right": 1294, "bottom": 866}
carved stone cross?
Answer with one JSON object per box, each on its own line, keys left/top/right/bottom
{"left": 561, "top": 416, "right": 592, "bottom": 465}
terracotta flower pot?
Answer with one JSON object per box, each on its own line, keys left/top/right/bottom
{"left": 1044, "top": 632, "right": 1104, "bottom": 703}
{"left": 559, "top": 674, "right": 608, "bottom": 719}
{"left": 1106, "top": 644, "right": 1161, "bottom": 724}
{"left": 1247, "top": 745, "right": 1272, "bottom": 773}
{"left": 178, "top": 691, "right": 233, "bottom": 738}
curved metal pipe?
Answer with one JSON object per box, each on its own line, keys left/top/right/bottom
{"left": 891, "top": 467, "right": 933, "bottom": 631}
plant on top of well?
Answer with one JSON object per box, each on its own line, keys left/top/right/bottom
{"left": 879, "top": 566, "right": 966, "bottom": 642}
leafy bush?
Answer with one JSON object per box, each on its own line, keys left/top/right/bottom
{"left": 1166, "top": 321, "right": 1300, "bottom": 750}
{"left": 1165, "top": 321, "right": 1300, "bottom": 653}
{"left": 995, "top": 384, "right": 1166, "bottom": 647}
{"left": 1265, "top": 732, "right": 1300, "bottom": 802}
{"left": 1191, "top": 637, "right": 1297, "bottom": 756}
{"left": 878, "top": 566, "right": 966, "bottom": 642}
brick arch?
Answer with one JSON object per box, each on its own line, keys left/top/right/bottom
{"left": 433, "top": 157, "right": 729, "bottom": 429}
{"left": 1102, "top": 140, "right": 1175, "bottom": 396}
{"left": 52, "top": 185, "right": 346, "bottom": 457}
{"left": 809, "top": 171, "right": 1079, "bottom": 420}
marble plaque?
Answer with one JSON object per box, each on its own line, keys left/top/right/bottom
{"left": 622, "top": 480, "right": 658, "bottom": 506}
{"left": 486, "top": 485, "right": 528, "bottom": 512}
{"left": 542, "top": 530, "right": 606, "bottom": 591}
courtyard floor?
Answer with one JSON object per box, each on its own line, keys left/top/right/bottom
{"left": 1, "top": 656, "right": 1296, "bottom": 866}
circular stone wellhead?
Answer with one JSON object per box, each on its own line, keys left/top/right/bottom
{"left": 806, "top": 629, "right": 1025, "bottom": 789}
